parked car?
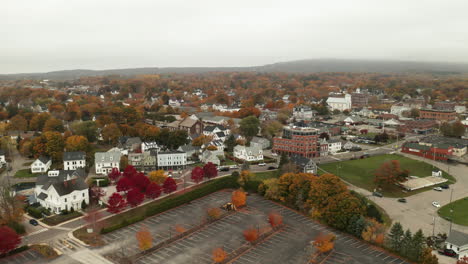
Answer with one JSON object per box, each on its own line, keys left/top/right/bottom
{"left": 271, "top": 153, "right": 278, "bottom": 157}
{"left": 432, "top": 201, "right": 441, "bottom": 208}
{"left": 258, "top": 163, "right": 266, "bottom": 166}
{"left": 372, "top": 192, "right": 383, "bottom": 198}
{"left": 267, "top": 166, "right": 277, "bottom": 170}
{"left": 397, "top": 198, "right": 407, "bottom": 203}
{"left": 437, "top": 248, "right": 457, "bottom": 257}
{"left": 29, "top": 219, "right": 39, "bottom": 226}
{"left": 219, "top": 167, "right": 229, "bottom": 172}
{"left": 440, "top": 184, "right": 449, "bottom": 189}
{"left": 433, "top": 187, "right": 443, "bottom": 192}
{"left": 229, "top": 165, "right": 239, "bottom": 169}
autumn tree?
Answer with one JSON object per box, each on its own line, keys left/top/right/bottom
{"left": 43, "top": 131, "right": 65, "bottom": 162}
{"left": 313, "top": 233, "right": 335, "bottom": 254}
{"left": 243, "top": 228, "right": 259, "bottom": 244}
{"left": 43, "top": 117, "right": 64, "bottom": 132}
{"left": 70, "top": 121, "right": 98, "bottom": 142}
{"left": 192, "top": 135, "right": 212, "bottom": 147}
{"left": 0, "top": 184, "right": 25, "bottom": 225}
{"left": 145, "top": 182, "right": 162, "bottom": 199}
{"left": 148, "top": 170, "right": 167, "bottom": 184}
{"left": 107, "top": 192, "right": 127, "bottom": 214}
{"left": 90, "top": 186, "right": 105, "bottom": 202}
{"left": 207, "top": 207, "right": 222, "bottom": 220}
{"left": 374, "top": 160, "right": 408, "bottom": 189}
{"left": 127, "top": 188, "right": 145, "bottom": 207}
{"left": 174, "top": 224, "right": 186, "bottom": 234}
{"left": 278, "top": 173, "right": 316, "bottom": 209}
{"left": 133, "top": 173, "right": 150, "bottom": 192}
{"left": 237, "top": 170, "right": 252, "bottom": 188}
{"left": 362, "top": 219, "right": 386, "bottom": 245}
{"left": 212, "top": 247, "right": 227, "bottom": 263}
{"left": 231, "top": 189, "right": 247, "bottom": 208}
{"left": 116, "top": 176, "right": 133, "bottom": 193}
{"left": 191, "top": 166, "right": 204, "bottom": 184}
{"left": 8, "top": 115, "right": 27, "bottom": 132}
{"left": 162, "top": 177, "right": 177, "bottom": 194}
{"left": 102, "top": 123, "right": 122, "bottom": 144}
{"left": 203, "top": 162, "right": 218, "bottom": 179}
{"left": 107, "top": 168, "right": 121, "bottom": 183}
{"left": 258, "top": 178, "right": 280, "bottom": 200}
{"left": 0, "top": 226, "right": 21, "bottom": 254}
{"left": 268, "top": 212, "right": 283, "bottom": 228}
{"left": 136, "top": 227, "right": 153, "bottom": 251}
{"left": 29, "top": 113, "right": 51, "bottom": 131}
{"left": 65, "top": 135, "right": 89, "bottom": 152}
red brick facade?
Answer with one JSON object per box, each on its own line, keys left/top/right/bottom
{"left": 401, "top": 143, "right": 453, "bottom": 161}
{"left": 273, "top": 126, "right": 320, "bottom": 158}
{"left": 419, "top": 109, "right": 457, "bottom": 122}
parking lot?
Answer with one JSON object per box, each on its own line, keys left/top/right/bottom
{"left": 0, "top": 249, "right": 46, "bottom": 264}
{"left": 102, "top": 190, "right": 409, "bottom": 264}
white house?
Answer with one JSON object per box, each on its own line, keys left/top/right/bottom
{"left": 156, "top": 151, "right": 187, "bottom": 170}
{"left": 0, "top": 149, "right": 5, "bottom": 167}
{"left": 251, "top": 137, "right": 270, "bottom": 150}
{"left": 141, "top": 142, "right": 160, "bottom": 153}
{"left": 290, "top": 155, "right": 317, "bottom": 174}
{"left": 327, "top": 139, "right": 342, "bottom": 154}
{"left": 445, "top": 230, "right": 468, "bottom": 260}
{"left": 168, "top": 98, "right": 181, "bottom": 107}
{"left": 63, "top": 152, "right": 86, "bottom": 171}
{"left": 326, "top": 94, "right": 352, "bottom": 111}
{"left": 282, "top": 95, "right": 290, "bottom": 103}
{"left": 95, "top": 151, "right": 121, "bottom": 175}
{"left": 390, "top": 104, "right": 411, "bottom": 117}
{"left": 35, "top": 169, "right": 89, "bottom": 214}
{"left": 233, "top": 145, "right": 263, "bottom": 162}
{"left": 200, "top": 151, "right": 221, "bottom": 166}
{"left": 31, "top": 156, "right": 52, "bottom": 173}
{"left": 293, "top": 105, "right": 316, "bottom": 121}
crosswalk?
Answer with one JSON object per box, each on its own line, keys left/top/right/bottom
{"left": 54, "top": 238, "right": 86, "bottom": 254}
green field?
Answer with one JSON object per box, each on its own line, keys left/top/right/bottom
{"left": 319, "top": 154, "right": 455, "bottom": 198}
{"left": 14, "top": 169, "right": 36, "bottom": 178}
{"left": 438, "top": 197, "right": 468, "bottom": 226}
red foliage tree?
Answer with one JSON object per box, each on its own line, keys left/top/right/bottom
{"left": 0, "top": 226, "right": 21, "bottom": 255}
{"left": 457, "top": 256, "right": 468, "bottom": 264}
{"left": 162, "top": 177, "right": 177, "bottom": 194}
{"left": 116, "top": 176, "right": 133, "bottom": 193}
{"left": 127, "top": 188, "right": 145, "bottom": 207}
{"left": 107, "top": 192, "right": 127, "bottom": 214}
{"left": 146, "top": 182, "right": 162, "bottom": 199}
{"left": 203, "top": 162, "right": 218, "bottom": 179}
{"left": 191, "top": 166, "right": 204, "bottom": 184}
{"left": 133, "top": 172, "right": 150, "bottom": 192}
{"left": 123, "top": 165, "right": 137, "bottom": 178}
{"left": 243, "top": 228, "right": 259, "bottom": 243}
{"left": 90, "top": 186, "right": 105, "bottom": 201}
{"left": 374, "top": 160, "right": 408, "bottom": 188}
{"left": 108, "top": 167, "right": 121, "bottom": 182}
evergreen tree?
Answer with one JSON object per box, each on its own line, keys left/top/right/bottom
{"left": 400, "top": 229, "right": 413, "bottom": 258}
{"left": 279, "top": 152, "right": 289, "bottom": 167}
{"left": 346, "top": 215, "right": 367, "bottom": 238}
{"left": 225, "top": 134, "right": 236, "bottom": 153}
{"left": 387, "top": 222, "right": 404, "bottom": 253}
{"left": 409, "top": 229, "right": 425, "bottom": 261}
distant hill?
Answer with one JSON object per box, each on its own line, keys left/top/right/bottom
{"left": 2, "top": 59, "right": 468, "bottom": 80}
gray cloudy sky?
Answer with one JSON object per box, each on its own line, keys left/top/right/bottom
{"left": 2, "top": 0, "right": 467, "bottom": 73}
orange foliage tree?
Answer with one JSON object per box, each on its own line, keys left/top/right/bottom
{"left": 231, "top": 189, "right": 247, "bottom": 208}
{"left": 243, "top": 228, "right": 259, "bottom": 244}
{"left": 175, "top": 224, "right": 187, "bottom": 234}
{"left": 313, "top": 233, "right": 336, "bottom": 253}
{"left": 136, "top": 227, "right": 153, "bottom": 251}
{"left": 207, "top": 207, "right": 222, "bottom": 220}
{"left": 268, "top": 212, "right": 283, "bottom": 228}
{"left": 374, "top": 160, "right": 408, "bottom": 188}
{"left": 361, "top": 219, "right": 386, "bottom": 245}
{"left": 212, "top": 247, "right": 227, "bottom": 263}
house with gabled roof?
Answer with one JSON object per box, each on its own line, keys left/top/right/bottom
{"left": 95, "top": 151, "right": 121, "bottom": 175}
{"left": 290, "top": 155, "right": 317, "bottom": 174}
{"left": 63, "top": 151, "right": 86, "bottom": 171}
{"left": 445, "top": 230, "right": 468, "bottom": 260}
{"left": 31, "top": 156, "right": 52, "bottom": 173}
{"left": 34, "top": 169, "right": 89, "bottom": 214}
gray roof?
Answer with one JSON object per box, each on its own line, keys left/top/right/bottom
{"left": 51, "top": 178, "right": 88, "bottom": 196}
{"left": 178, "top": 144, "right": 200, "bottom": 153}
{"left": 290, "top": 155, "right": 315, "bottom": 168}
{"left": 36, "top": 169, "right": 87, "bottom": 187}
{"left": 446, "top": 230, "right": 468, "bottom": 246}
{"left": 37, "top": 192, "right": 48, "bottom": 200}
{"left": 63, "top": 151, "right": 86, "bottom": 161}
{"left": 95, "top": 151, "right": 121, "bottom": 163}
{"left": 0, "top": 149, "right": 5, "bottom": 155}
{"left": 251, "top": 137, "right": 269, "bottom": 143}
{"left": 37, "top": 156, "right": 50, "bottom": 164}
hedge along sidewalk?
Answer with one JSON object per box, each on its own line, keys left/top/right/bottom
{"left": 73, "top": 175, "right": 239, "bottom": 243}
{"left": 109, "top": 209, "right": 238, "bottom": 263}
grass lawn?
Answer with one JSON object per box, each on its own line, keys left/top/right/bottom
{"left": 438, "top": 197, "right": 468, "bottom": 226}
{"left": 319, "top": 154, "right": 455, "bottom": 198}
{"left": 42, "top": 211, "right": 82, "bottom": 226}
{"left": 14, "top": 169, "right": 36, "bottom": 178}
{"left": 251, "top": 171, "right": 278, "bottom": 181}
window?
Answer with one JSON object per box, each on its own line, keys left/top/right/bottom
{"left": 82, "top": 193, "right": 85, "bottom": 197}
{"left": 64, "top": 198, "right": 67, "bottom": 202}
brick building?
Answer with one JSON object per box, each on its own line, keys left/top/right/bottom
{"left": 419, "top": 109, "right": 457, "bottom": 122}
{"left": 351, "top": 92, "right": 369, "bottom": 108}
{"left": 401, "top": 142, "right": 453, "bottom": 161}
{"left": 273, "top": 124, "right": 320, "bottom": 158}
{"left": 398, "top": 119, "right": 437, "bottom": 133}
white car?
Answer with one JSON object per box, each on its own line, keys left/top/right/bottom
{"left": 271, "top": 153, "right": 278, "bottom": 157}
{"left": 258, "top": 163, "right": 266, "bottom": 166}
{"left": 433, "top": 187, "right": 443, "bottom": 192}
{"left": 432, "top": 201, "right": 441, "bottom": 208}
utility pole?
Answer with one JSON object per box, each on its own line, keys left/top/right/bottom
{"left": 449, "top": 188, "right": 454, "bottom": 233}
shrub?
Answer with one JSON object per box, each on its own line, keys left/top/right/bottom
{"left": 7, "top": 221, "right": 26, "bottom": 235}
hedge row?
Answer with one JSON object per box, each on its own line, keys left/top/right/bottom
{"left": 101, "top": 175, "right": 239, "bottom": 234}
{"left": 0, "top": 245, "right": 29, "bottom": 259}
{"left": 26, "top": 206, "right": 49, "bottom": 219}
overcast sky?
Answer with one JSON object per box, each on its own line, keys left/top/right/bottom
{"left": 2, "top": 0, "right": 468, "bottom": 74}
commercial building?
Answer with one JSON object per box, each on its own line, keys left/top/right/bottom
{"left": 273, "top": 123, "right": 320, "bottom": 158}
{"left": 419, "top": 109, "right": 457, "bottom": 122}
{"left": 401, "top": 142, "right": 453, "bottom": 161}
